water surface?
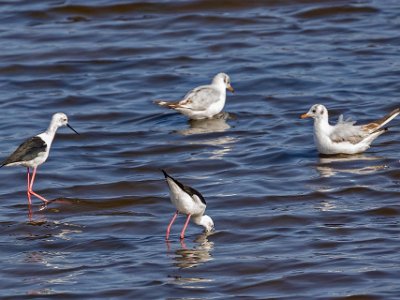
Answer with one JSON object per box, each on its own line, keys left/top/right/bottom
{"left": 0, "top": 1, "right": 399, "bottom": 299}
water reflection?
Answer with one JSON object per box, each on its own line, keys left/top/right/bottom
{"left": 178, "top": 113, "right": 231, "bottom": 136}
{"left": 21, "top": 221, "right": 83, "bottom": 296}
{"left": 316, "top": 154, "right": 386, "bottom": 178}
{"left": 177, "top": 114, "right": 237, "bottom": 159}
{"left": 167, "top": 233, "right": 214, "bottom": 269}
{"left": 317, "top": 200, "right": 337, "bottom": 212}
{"left": 23, "top": 250, "right": 77, "bottom": 296}
{"left": 26, "top": 198, "right": 64, "bottom": 223}
{"left": 167, "top": 234, "right": 214, "bottom": 290}
{"left": 27, "top": 206, "right": 48, "bottom": 225}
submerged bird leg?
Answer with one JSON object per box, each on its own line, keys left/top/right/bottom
{"left": 27, "top": 204, "right": 33, "bottom": 221}
{"left": 180, "top": 214, "right": 191, "bottom": 240}
{"left": 166, "top": 210, "right": 179, "bottom": 240}
{"left": 26, "top": 167, "right": 32, "bottom": 205}
{"left": 179, "top": 239, "right": 188, "bottom": 249}
{"left": 28, "top": 167, "right": 49, "bottom": 205}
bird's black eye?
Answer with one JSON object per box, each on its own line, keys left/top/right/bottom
{"left": 312, "top": 109, "right": 316, "bottom": 113}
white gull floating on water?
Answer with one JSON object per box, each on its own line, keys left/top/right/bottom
{"left": 1, "top": 113, "right": 79, "bottom": 207}
{"left": 162, "top": 170, "right": 214, "bottom": 240}
{"left": 155, "top": 73, "right": 234, "bottom": 120}
{"left": 301, "top": 104, "right": 400, "bottom": 155}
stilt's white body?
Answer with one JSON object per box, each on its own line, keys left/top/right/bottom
{"left": 166, "top": 176, "right": 206, "bottom": 217}
{"left": 5, "top": 146, "right": 48, "bottom": 168}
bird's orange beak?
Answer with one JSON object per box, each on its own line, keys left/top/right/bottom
{"left": 227, "top": 84, "right": 234, "bottom": 93}
{"left": 300, "top": 113, "right": 311, "bottom": 119}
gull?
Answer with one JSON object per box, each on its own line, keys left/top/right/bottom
{"left": 155, "top": 73, "right": 234, "bottom": 120}
{"left": 301, "top": 104, "right": 400, "bottom": 155}
{"left": 162, "top": 170, "right": 214, "bottom": 240}
{"left": 1, "top": 113, "right": 79, "bottom": 207}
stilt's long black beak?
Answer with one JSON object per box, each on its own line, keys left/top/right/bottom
{"left": 67, "top": 124, "right": 80, "bottom": 135}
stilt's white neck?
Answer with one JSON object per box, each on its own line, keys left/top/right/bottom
{"left": 40, "top": 121, "right": 61, "bottom": 147}
{"left": 46, "top": 122, "right": 60, "bottom": 139}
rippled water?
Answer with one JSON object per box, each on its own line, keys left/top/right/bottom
{"left": 0, "top": 1, "right": 399, "bottom": 299}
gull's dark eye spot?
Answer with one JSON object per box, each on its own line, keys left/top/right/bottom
{"left": 312, "top": 109, "right": 316, "bottom": 113}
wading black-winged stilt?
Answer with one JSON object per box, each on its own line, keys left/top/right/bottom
{"left": 301, "top": 104, "right": 400, "bottom": 155}
{"left": 162, "top": 170, "right": 214, "bottom": 240}
{"left": 155, "top": 73, "right": 234, "bottom": 120}
{"left": 1, "top": 113, "right": 79, "bottom": 207}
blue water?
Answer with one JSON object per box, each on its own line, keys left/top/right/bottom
{"left": 0, "top": 1, "right": 399, "bottom": 299}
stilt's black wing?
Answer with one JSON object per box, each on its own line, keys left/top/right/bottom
{"left": 1, "top": 136, "right": 47, "bottom": 166}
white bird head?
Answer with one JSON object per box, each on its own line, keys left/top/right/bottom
{"left": 52, "top": 113, "right": 69, "bottom": 127}
{"left": 301, "top": 104, "right": 328, "bottom": 121}
{"left": 213, "top": 73, "right": 234, "bottom": 93}
{"left": 200, "top": 215, "right": 214, "bottom": 233}
{"left": 51, "top": 113, "right": 79, "bottom": 134}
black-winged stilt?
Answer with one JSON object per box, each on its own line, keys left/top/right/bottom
{"left": 1, "top": 113, "right": 79, "bottom": 207}
{"left": 162, "top": 170, "right": 214, "bottom": 240}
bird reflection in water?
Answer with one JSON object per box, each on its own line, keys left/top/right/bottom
{"left": 316, "top": 154, "right": 386, "bottom": 178}
{"left": 177, "top": 112, "right": 237, "bottom": 160}
{"left": 26, "top": 198, "right": 66, "bottom": 223}
{"left": 314, "top": 154, "right": 386, "bottom": 212}
{"left": 166, "top": 233, "right": 214, "bottom": 269}
{"left": 26, "top": 204, "right": 48, "bottom": 224}
{"left": 22, "top": 222, "right": 83, "bottom": 296}
{"left": 178, "top": 112, "right": 232, "bottom": 136}
{"left": 25, "top": 249, "right": 83, "bottom": 296}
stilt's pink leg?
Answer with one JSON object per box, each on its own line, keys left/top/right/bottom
{"left": 26, "top": 167, "right": 32, "bottom": 205}
{"left": 166, "top": 210, "right": 179, "bottom": 240}
{"left": 29, "top": 167, "right": 49, "bottom": 204}
{"left": 180, "top": 214, "right": 191, "bottom": 240}
{"left": 29, "top": 167, "right": 35, "bottom": 191}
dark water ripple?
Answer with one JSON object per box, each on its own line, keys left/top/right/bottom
{"left": 0, "top": 0, "right": 400, "bottom": 299}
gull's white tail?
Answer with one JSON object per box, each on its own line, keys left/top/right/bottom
{"left": 154, "top": 99, "right": 180, "bottom": 109}
{"left": 363, "top": 108, "right": 400, "bottom": 132}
